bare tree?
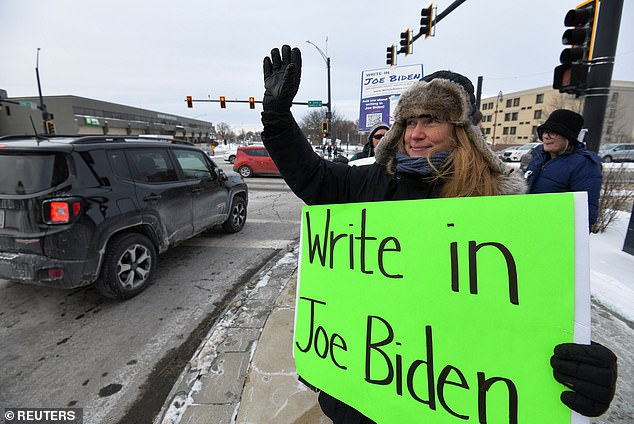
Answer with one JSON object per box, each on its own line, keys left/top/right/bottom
{"left": 593, "top": 164, "right": 634, "bottom": 233}
{"left": 297, "top": 108, "right": 360, "bottom": 146}
{"left": 216, "top": 122, "right": 233, "bottom": 144}
{"left": 545, "top": 93, "right": 584, "bottom": 116}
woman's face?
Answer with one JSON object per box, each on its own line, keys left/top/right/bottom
{"left": 541, "top": 130, "right": 568, "bottom": 156}
{"left": 403, "top": 116, "right": 455, "bottom": 158}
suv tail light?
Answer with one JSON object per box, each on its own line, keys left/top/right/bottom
{"left": 42, "top": 198, "right": 82, "bottom": 224}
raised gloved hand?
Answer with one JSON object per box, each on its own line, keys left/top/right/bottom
{"left": 262, "top": 45, "right": 302, "bottom": 113}
{"left": 551, "top": 341, "right": 617, "bottom": 417}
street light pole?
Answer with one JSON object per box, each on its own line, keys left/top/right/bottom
{"left": 35, "top": 48, "right": 49, "bottom": 133}
{"left": 306, "top": 39, "right": 332, "bottom": 143}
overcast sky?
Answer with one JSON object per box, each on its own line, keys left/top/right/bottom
{"left": 1, "top": 0, "right": 632, "bottom": 133}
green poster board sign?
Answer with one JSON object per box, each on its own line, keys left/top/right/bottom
{"left": 295, "top": 193, "right": 590, "bottom": 423}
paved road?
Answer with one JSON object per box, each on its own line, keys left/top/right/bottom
{"left": 0, "top": 173, "right": 303, "bottom": 424}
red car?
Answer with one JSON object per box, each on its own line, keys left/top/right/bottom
{"left": 233, "top": 145, "right": 281, "bottom": 177}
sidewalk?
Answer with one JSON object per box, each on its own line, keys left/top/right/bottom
{"left": 156, "top": 241, "right": 326, "bottom": 424}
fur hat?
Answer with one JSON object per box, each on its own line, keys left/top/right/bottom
{"left": 537, "top": 109, "right": 584, "bottom": 143}
{"left": 421, "top": 70, "right": 477, "bottom": 124}
{"left": 374, "top": 76, "right": 507, "bottom": 176}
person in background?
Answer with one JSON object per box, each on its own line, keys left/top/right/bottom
{"left": 525, "top": 109, "right": 603, "bottom": 231}
{"left": 349, "top": 123, "right": 390, "bottom": 161}
{"left": 260, "top": 45, "right": 617, "bottom": 423}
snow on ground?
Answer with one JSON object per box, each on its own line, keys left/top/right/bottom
{"left": 590, "top": 210, "right": 634, "bottom": 322}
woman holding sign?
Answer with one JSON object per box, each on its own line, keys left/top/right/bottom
{"left": 260, "top": 45, "right": 617, "bottom": 423}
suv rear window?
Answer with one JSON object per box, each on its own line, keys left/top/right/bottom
{"left": 0, "top": 152, "right": 69, "bottom": 194}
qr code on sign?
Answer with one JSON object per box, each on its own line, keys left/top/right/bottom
{"left": 366, "top": 113, "right": 383, "bottom": 128}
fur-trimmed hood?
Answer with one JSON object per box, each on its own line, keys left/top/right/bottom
{"left": 374, "top": 77, "right": 526, "bottom": 195}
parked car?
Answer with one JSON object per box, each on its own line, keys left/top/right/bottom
{"left": 233, "top": 145, "right": 281, "bottom": 177}
{"left": 495, "top": 146, "right": 517, "bottom": 161}
{"left": 499, "top": 143, "right": 540, "bottom": 162}
{"left": 313, "top": 146, "right": 325, "bottom": 158}
{"left": 599, "top": 143, "right": 634, "bottom": 163}
{"left": 0, "top": 135, "right": 248, "bottom": 299}
{"left": 223, "top": 146, "right": 238, "bottom": 163}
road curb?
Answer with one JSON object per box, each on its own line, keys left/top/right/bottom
{"left": 154, "top": 240, "right": 299, "bottom": 424}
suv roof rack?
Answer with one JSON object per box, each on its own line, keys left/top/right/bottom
{"left": 0, "top": 134, "right": 195, "bottom": 146}
{"left": 69, "top": 136, "right": 194, "bottom": 145}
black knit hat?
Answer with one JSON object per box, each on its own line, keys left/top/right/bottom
{"left": 537, "top": 109, "right": 584, "bottom": 142}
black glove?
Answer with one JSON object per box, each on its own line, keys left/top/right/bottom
{"left": 550, "top": 341, "right": 617, "bottom": 417}
{"left": 262, "top": 45, "right": 302, "bottom": 113}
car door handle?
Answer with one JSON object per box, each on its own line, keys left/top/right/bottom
{"left": 143, "top": 194, "right": 162, "bottom": 202}
{"left": 191, "top": 188, "right": 203, "bottom": 194}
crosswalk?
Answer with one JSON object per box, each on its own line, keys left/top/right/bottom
{"left": 245, "top": 178, "right": 290, "bottom": 191}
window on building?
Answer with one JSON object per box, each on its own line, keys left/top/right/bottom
{"left": 534, "top": 110, "right": 542, "bottom": 119}
{"left": 506, "top": 99, "right": 512, "bottom": 108}
{"left": 510, "top": 127, "right": 517, "bottom": 135}
{"left": 513, "top": 98, "right": 520, "bottom": 107}
{"left": 536, "top": 94, "right": 544, "bottom": 104}
{"left": 504, "top": 113, "right": 511, "bottom": 121}
{"left": 512, "top": 112, "right": 518, "bottom": 121}
{"left": 488, "top": 102, "right": 494, "bottom": 109}
{"left": 503, "top": 127, "right": 509, "bottom": 135}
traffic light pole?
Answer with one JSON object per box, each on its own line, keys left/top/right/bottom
{"left": 411, "top": 0, "right": 467, "bottom": 43}
{"left": 582, "top": 0, "right": 624, "bottom": 153}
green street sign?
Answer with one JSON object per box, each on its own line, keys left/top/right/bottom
{"left": 308, "top": 100, "right": 323, "bottom": 108}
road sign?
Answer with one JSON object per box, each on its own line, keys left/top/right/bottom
{"left": 307, "top": 100, "right": 323, "bottom": 107}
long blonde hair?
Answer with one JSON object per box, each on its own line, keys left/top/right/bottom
{"left": 442, "top": 126, "right": 501, "bottom": 197}
{"left": 398, "top": 125, "right": 502, "bottom": 197}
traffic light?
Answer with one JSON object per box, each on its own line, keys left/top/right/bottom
{"left": 420, "top": 4, "right": 433, "bottom": 38}
{"left": 45, "top": 120, "right": 55, "bottom": 135}
{"left": 386, "top": 45, "right": 395, "bottom": 66}
{"left": 553, "top": 0, "right": 598, "bottom": 95}
{"left": 186, "top": 95, "right": 193, "bottom": 108}
{"left": 249, "top": 96, "right": 255, "bottom": 109}
{"left": 220, "top": 96, "right": 226, "bottom": 109}
{"left": 399, "top": 29, "right": 411, "bottom": 55}
{"left": 321, "top": 121, "right": 328, "bottom": 136}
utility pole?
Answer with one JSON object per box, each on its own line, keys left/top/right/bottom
{"left": 582, "top": 0, "right": 624, "bottom": 153}
{"left": 306, "top": 39, "right": 332, "bottom": 142}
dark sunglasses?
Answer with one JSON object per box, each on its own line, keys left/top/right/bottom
{"left": 373, "top": 133, "right": 385, "bottom": 140}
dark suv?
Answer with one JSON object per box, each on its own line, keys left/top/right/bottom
{"left": 0, "top": 135, "right": 248, "bottom": 299}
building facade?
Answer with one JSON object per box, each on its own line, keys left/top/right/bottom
{"left": 0, "top": 90, "right": 215, "bottom": 144}
{"left": 479, "top": 81, "right": 634, "bottom": 147}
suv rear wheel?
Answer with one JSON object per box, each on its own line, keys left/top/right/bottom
{"left": 238, "top": 165, "right": 253, "bottom": 178}
{"left": 96, "top": 233, "right": 156, "bottom": 299}
{"left": 222, "top": 196, "right": 247, "bottom": 233}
